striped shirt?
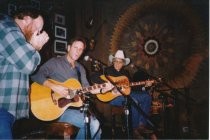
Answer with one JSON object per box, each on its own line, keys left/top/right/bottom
{"left": 0, "top": 14, "right": 41, "bottom": 120}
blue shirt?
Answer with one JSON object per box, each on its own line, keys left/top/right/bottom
{"left": 31, "top": 55, "right": 90, "bottom": 87}
{"left": 0, "top": 14, "right": 41, "bottom": 119}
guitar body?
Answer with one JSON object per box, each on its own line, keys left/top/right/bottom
{"left": 96, "top": 75, "right": 131, "bottom": 102}
{"left": 96, "top": 91, "right": 123, "bottom": 102}
{"left": 30, "top": 79, "right": 83, "bottom": 121}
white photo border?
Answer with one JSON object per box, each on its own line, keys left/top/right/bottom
{"left": 54, "top": 40, "right": 67, "bottom": 54}
{"left": 55, "top": 25, "right": 67, "bottom": 39}
{"left": 54, "top": 13, "right": 65, "bottom": 25}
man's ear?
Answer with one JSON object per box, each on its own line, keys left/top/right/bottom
{"left": 23, "top": 16, "right": 32, "bottom": 25}
{"left": 67, "top": 45, "right": 70, "bottom": 51}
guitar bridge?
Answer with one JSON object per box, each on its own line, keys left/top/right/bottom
{"left": 51, "top": 91, "right": 57, "bottom": 105}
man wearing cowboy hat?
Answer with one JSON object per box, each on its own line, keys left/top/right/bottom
{"left": 91, "top": 50, "right": 156, "bottom": 139}
{"left": 108, "top": 50, "right": 131, "bottom": 67}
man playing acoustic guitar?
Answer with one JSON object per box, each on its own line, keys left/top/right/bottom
{"left": 91, "top": 50, "right": 157, "bottom": 139}
{"left": 31, "top": 37, "right": 113, "bottom": 139}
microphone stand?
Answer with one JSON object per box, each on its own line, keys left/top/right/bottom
{"left": 104, "top": 75, "right": 132, "bottom": 139}
{"left": 105, "top": 73, "right": 159, "bottom": 139}
{"left": 80, "top": 94, "right": 91, "bottom": 140}
{"left": 133, "top": 65, "right": 197, "bottom": 138}
{"left": 123, "top": 95, "right": 131, "bottom": 139}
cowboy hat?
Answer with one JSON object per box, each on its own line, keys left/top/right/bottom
{"left": 109, "top": 50, "right": 130, "bottom": 66}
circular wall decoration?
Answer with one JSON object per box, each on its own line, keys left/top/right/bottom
{"left": 143, "top": 39, "right": 159, "bottom": 56}
{"left": 109, "top": 0, "right": 208, "bottom": 88}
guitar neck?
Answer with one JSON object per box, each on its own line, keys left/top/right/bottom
{"left": 130, "top": 81, "right": 147, "bottom": 87}
{"left": 80, "top": 83, "right": 107, "bottom": 94}
{"left": 130, "top": 80, "right": 155, "bottom": 87}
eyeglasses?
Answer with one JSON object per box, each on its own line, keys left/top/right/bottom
{"left": 113, "top": 60, "right": 124, "bottom": 64}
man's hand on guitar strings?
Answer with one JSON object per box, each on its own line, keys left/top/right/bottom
{"left": 51, "top": 84, "right": 70, "bottom": 99}
{"left": 100, "top": 82, "right": 115, "bottom": 93}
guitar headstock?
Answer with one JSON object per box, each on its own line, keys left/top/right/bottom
{"left": 145, "top": 79, "right": 156, "bottom": 87}
{"left": 145, "top": 77, "right": 164, "bottom": 89}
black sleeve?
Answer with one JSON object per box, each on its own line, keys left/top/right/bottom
{"left": 132, "top": 70, "right": 150, "bottom": 91}
{"left": 90, "top": 71, "right": 106, "bottom": 84}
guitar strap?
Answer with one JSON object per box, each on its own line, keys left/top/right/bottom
{"left": 75, "top": 66, "right": 81, "bottom": 83}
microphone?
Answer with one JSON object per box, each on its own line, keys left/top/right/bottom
{"left": 84, "top": 55, "right": 106, "bottom": 66}
{"left": 84, "top": 56, "right": 107, "bottom": 72}
{"left": 84, "top": 55, "right": 96, "bottom": 63}
{"left": 130, "top": 63, "right": 136, "bottom": 69}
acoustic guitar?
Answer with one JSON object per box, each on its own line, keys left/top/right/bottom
{"left": 96, "top": 75, "right": 155, "bottom": 102}
{"left": 30, "top": 79, "right": 107, "bottom": 121}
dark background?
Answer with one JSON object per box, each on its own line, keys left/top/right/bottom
{"left": 0, "top": 0, "right": 209, "bottom": 139}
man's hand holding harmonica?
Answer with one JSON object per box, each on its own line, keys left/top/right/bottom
{"left": 30, "top": 30, "right": 49, "bottom": 51}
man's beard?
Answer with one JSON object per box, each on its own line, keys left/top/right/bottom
{"left": 24, "top": 27, "right": 33, "bottom": 42}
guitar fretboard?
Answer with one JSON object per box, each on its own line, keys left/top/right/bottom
{"left": 130, "top": 81, "right": 146, "bottom": 86}
{"left": 81, "top": 83, "right": 107, "bottom": 93}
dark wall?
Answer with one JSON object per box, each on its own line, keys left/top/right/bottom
{"left": 72, "top": 0, "right": 209, "bottom": 138}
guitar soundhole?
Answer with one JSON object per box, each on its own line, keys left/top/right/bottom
{"left": 58, "top": 95, "right": 80, "bottom": 108}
